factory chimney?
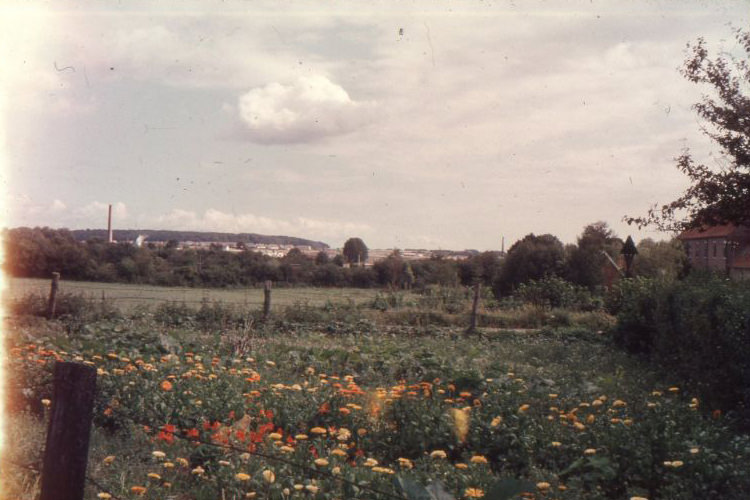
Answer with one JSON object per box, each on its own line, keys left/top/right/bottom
{"left": 107, "top": 204, "right": 113, "bottom": 243}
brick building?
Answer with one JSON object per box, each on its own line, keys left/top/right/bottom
{"left": 678, "top": 224, "right": 750, "bottom": 279}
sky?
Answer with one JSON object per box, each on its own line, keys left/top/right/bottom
{"left": 1, "top": 1, "right": 747, "bottom": 250}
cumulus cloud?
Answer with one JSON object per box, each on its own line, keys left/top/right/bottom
{"left": 237, "top": 74, "right": 374, "bottom": 143}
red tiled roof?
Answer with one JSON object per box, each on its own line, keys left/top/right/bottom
{"left": 678, "top": 224, "right": 738, "bottom": 240}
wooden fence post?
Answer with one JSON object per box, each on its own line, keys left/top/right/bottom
{"left": 47, "top": 272, "right": 60, "bottom": 319}
{"left": 467, "top": 283, "right": 481, "bottom": 334}
{"left": 40, "top": 362, "right": 97, "bottom": 500}
{"left": 263, "top": 280, "right": 272, "bottom": 320}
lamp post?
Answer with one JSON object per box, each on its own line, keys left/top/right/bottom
{"left": 621, "top": 236, "right": 638, "bottom": 278}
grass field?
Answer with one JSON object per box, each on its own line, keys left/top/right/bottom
{"left": 6, "top": 278, "right": 393, "bottom": 311}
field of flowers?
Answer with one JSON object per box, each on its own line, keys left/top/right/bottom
{"left": 5, "top": 313, "right": 750, "bottom": 500}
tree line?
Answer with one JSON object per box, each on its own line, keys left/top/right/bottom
{"left": 3, "top": 223, "right": 687, "bottom": 296}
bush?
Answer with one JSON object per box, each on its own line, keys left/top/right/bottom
{"left": 515, "top": 276, "right": 597, "bottom": 311}
{"left": 612, "top": 274, "right": 750, "bottom": 424}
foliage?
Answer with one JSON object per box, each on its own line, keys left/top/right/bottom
{"left": 564, "top": 222, "right": 622, "bottom": 291}
{"left": 343, "top": 237, "right": 369, "bottom": 267}
{"left": 493, "top": 234, "right": 565, "bottom": 297}
{"left": 626, "top": 28, "right": 750, "bottom": 231}
{"left": 7, "top": 309, "right": 750, "bottom": 500}
{"left": 633, "top": 238, "right": 689, "bottom": 281}
{"left": 515, "top": 276, "right": 598, "bottom": 311}
{"left": 611, "top": 274, "right": 750, "bottom": 426}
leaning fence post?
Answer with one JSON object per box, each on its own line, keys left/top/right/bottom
{"left": 467, "top": 283, "right": 481, "bottom": 334}
{"left": 40, "top": 362, "right": 97, "bottom": 500}
{"left": 263, "top": 280, "right": 272, "bottom": 320}
{"left": 47, "top": 272, "right": 60, "bottom": 319}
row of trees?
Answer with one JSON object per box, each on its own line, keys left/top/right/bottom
{"left": 3, "top": 223, "right": 687, "bottom": 295}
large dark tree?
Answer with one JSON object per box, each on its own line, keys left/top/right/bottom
{"left": 565, "top": 221, "right": 622, "bottom": 290}
{"left": 627, "top": 28, "right": 750, "bottom": 231}
{"left": 493, "top": 233, "right": 565, "bottom": 297}
{"left": 342, "top": 237, "right": 368, "bottom": 267}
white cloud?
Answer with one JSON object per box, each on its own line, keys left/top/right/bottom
{"left": 237, "top": 74, "right": 374, "bottom": 143}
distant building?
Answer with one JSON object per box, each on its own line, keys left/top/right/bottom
{"left": 678, "top": 224, "right": 750, "bottom": 279}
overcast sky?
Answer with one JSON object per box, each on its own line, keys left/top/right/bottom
{"left": 1, "top": 1, "right": 747, "bottom": 250}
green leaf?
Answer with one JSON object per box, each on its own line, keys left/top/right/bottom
{"left": 484, "top": 478, "right": 536, "bottom": 500}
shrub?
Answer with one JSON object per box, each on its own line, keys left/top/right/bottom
{"left": 612, "top": 274, "right": 750, "bottom": 424}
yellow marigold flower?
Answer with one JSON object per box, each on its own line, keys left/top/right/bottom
{"left": 246, "top": 493, "right": 256, "bottom": 499}
{"left": 262, "top": 469, "right": 275, "bottom": 483}
{"left": 573, "top": 422, "right": 586, "bottom": 431}
{"left": 265, "top": 360, "right": 276, "bottom": 367}
{"left": 430, "top": 450, "right": 447, "bottom": 459}
{"left": 612, "top": 400, "right": 627, "bottom": 408}
{"left": 584, "top": 448, "right": 597, "bottom": 455}
{"left": 294, "top": 484, "right": 304, "bottom": 491}
{"left": 455, "top": 463, "right": 468, "bottom": 469}
{"left": 372, "top": 466, "right": 395, "bottom": 474}
{"left": 147, "top": 472, "right": 161, "bottom": 480}
{"left": 280, "top": 446, "right": 294, "bottom": 453}
{"left": 310, "top": 427, "right": 327, "bottom": 435}
{"left": 536, "top": 482, "right": 551, "bottom": 490}
{"left": 464, "top": 487, "right": 485, "bottom": 498}
{"left": 152, "top": 450, "right": 166, "bottom": 459}
{"left": 97, "top": 493, "right": 112, "bottom": 499}
{"left": 397, "top": 458, "right": 414, "bottom": 469}
{"left": 591, "top": 399, "right": 603, "bottom": 407}
{"left": 331, "top": 448, "right": 347, "bottom": 457}
{"left": 103, "top": 455, "right": 116, "bottom": 465}
{"left": 586, "top": 414, "right": 596, "bottom": 424}
{"left": 130, "top": 486, "right": 147, "bottom": 495}
{"left": 176, "top": 457, "right": 189, "bottom": 467}
{"left": 332, "top": 466, "right": 341, "bottom": 475}
{"left": 623, "top": 418, "right": 634, "bottom": 426}
{"left": 235, "top": 473, "right": 251, "bottom": 481}
{"left": 314, "top": 458, "right": 330, "bottom": 467}
{"left": 630, "top": 497, "right": 649, "bottom": 500}
{"left": 363, "top": 458, "right": 379, "bottom": 467}
{"left": 518, "top": 404, "right": 530, "bottom": 413}
{"left": 41, "top": 399, "right": 51, "bottom": 407}
{"left": 306, "top": 484, "right": 320, "bottom": 493}
{"left": 551, "top": 441, "right": 562, "bottom": 447}
{"left": 690, "top": 447, "right": 700, "bottom": 454}
{"left": 490, "top": 416, "right": 503, "bottom": 427}
{"left": 295, "top": 434, "right": 309, "bottom": 441}
{"left": 192, "top": 466, "right": 205, "bottom": 475}
{"left": 163, "top": 462, "right": 175, "bottom": 469}
{"left": 357, "top": 428, "right": 367, "bottom": 436}
{"left": 668, "top": 386, "right": 679, "bottom": 393}
{"left": 548, "top": 393, "right": 558, "bottom": 399}
{"left": 470, "top": 455, "right": 488, "bottom": 464}
{"left": 268, "top": 432, "right": 283, "bottom": 440}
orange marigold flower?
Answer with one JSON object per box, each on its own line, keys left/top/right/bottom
{"left": 464, "top": 487, "right": 485, "bottom": 498}
{"left": 160, "top": 380, "right": 173, "bottom": 391}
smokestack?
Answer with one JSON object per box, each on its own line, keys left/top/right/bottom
{"left": 107, "top": 204, "right": 113, "bottom": 243}
{"left": 501, "top": 236, "right": 505, "bottom": 254}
